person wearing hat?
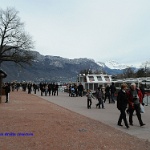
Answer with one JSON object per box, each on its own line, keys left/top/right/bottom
{"left": 117, "top": 83, "right": 129, "bottom": 128}
{"left": 127, "top": 83, "right": 145, "bottom": 126}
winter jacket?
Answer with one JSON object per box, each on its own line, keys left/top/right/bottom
{"left": 96, "top": 89, "right": 103, "bottom": 99}
{"left": 86, "top": 92, "right": 95, "bottom": 100}
{"left": 110, "top": 85, "right": 116, "bottom": 93}
{"left": 127, "top": 88, "right": 143, "bottom": 109}
{"left": 117, "top": 90, "right": 128, "bottom": 110}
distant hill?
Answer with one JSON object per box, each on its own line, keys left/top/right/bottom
{"left": 0, "top": 51, "right": 137, "bottom": 83}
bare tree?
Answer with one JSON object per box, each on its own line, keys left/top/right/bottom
{"left": 0, "top": 7, "right": 35, "bottom": 65}
{"left": 136, "top": 68, "right": 145, "bottom": 77}
{"left": 0, "top": 7, "right": 35, "bottom": 102}
{"left": 141, "top": 61, "right": 150, "bottom": 77}
{"left": 123, "top": 67, "right": 135, "bottom": 78}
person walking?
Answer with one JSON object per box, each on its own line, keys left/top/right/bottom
{"left": 55, "top": 84, "right": 59, "bottom": 96}
{"left": 27, "top": 83, "right": 32, "bottom": 94}
{"left": 52, "top": 83, "right": 56, "bottom": 96}
{"left": 86, "top": 89, "right": 95, "bottom": 109}
{"left": 104, "top": 84, "right": 111, "bottom": 103}
{"left": 96, "top": 86, "right": 105, "bottom": 109}
{"left": 78, "top": 83, "right": 84, "bottom": 97}
{"left": 68, "top": 84, "right": 72, "bottom": 97}
{"left": 45, "top": 84, "right": 48, "bottom": 96}
{"left": 74, "top": 84, "right": 78, "bottom": 97}
{"left": 33, "top": 83, "right": 37, "bottom": 94}
{"left": 139, "top": 84, "right": 145, "bottom": 105}
{"left": 48, "top": 83, "right": 52, "bottom": 96}
{"left": 117, "top": 83, "right": 129, "bottom": 128}
{"left": 110, "top": 82, "right": 116, "bottom": 103}
{"left": 40, "top": 83, "right": 44, "bottom": 96}
{"left": 3, "top": 83, "right": 10, "bottom": 103}
{"left": 127, "top": 83, "right": 145, "bottom": 127}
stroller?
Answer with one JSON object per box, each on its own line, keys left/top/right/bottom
{"left": 71, "top": 87, "right": 76, "bottom": 97}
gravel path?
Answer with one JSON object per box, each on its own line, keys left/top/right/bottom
{"left": 0, "top": 91, "right": 150, "bottom": 150}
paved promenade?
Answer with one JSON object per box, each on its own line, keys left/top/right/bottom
{"left": 36, "top": 91, "right": 150, "bottom": 141}
{"left": 1, "top": 90, "right": 150, "bottom": 149}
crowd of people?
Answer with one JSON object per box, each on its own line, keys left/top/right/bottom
{"left": 86, "top": 82, "right": 117, "bottom": 109}
{"left": 85, "top": 82, "right": 146, "bottom": 128}
{"left": 68, "top": 83, "right": 84, "bottom": 97}
{"left": 117, "top": 82, "right": 145, "bottom": 128}
{"left": 1, "top": 82, "right": 60, "bottom": 102}
{"left": 2, "top": 81, "right": 146, "bottom": 128}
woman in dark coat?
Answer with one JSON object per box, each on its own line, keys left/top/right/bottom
{"left": 117, "top": 83, "right": 129, "bottom": 128}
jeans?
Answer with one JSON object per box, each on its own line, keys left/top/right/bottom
{"left": 87, "top": 99, "right": 92, "bottom": 108}
{"left": 96, "top": 98, "right": 104, "bottom": 108}
{"left": 118, "top": 108, "right": 128, "bottom": 126}
{"left": 111, "top": 93, "right": 115, "bottom": 102}
{"left": 129, "top": 103, "right": 143, "bottom": 125}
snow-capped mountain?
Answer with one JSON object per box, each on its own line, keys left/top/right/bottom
{"left": 1, "top": 51, "right": 139, "bottom": 82}
{"left": 97, "top": 60, "right": 130, "bottom": 70}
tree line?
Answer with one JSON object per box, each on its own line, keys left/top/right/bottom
{"left": 80, "top": 64, "right": 150, "bottom": 79}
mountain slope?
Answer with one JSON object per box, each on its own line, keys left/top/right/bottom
{"left": 1, "top": 52, "right": 103, "bottom": 82}
{"left": 1, "top": 51, "right": 137, "bottom": 82}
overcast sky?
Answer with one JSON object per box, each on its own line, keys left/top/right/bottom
{"left": 1, "top": 0, "right": 150, "bottom": 67}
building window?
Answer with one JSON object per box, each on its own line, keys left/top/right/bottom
{"left": 97, "top": 76, "right": 102, "bottom": 81}
{"left": 104, "top": 76, "right": 110, "bottom": 81}
{"left": 89, "top": 76, "right": 95, "bottom": 81}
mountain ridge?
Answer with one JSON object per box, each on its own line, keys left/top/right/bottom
{"left": 1, "top": 51, "right": 138, "bottom": 82}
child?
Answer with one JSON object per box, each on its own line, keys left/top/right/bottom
{"left": 86, "top": 89, "right": 95, "bottom": 109}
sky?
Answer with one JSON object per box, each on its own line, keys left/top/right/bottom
{"left": 1, "top": 0, "right": 150, "bottom": 67}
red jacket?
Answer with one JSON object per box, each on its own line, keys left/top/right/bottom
{"left": 127, "top": 89, "right": 143, "bottom": 109}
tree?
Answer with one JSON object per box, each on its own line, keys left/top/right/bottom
{"left": 0, "top": 7, "right": 35, "bottom": 102}
{"left": 123, "top": 67, "right": 135, "bottom": 78}
{"left": 141, "top": 61, "right": 150, "bottom": 78}
{"left": 136, "top": 68, "right": 145, "bottom": 77}
{"left": 0, "top": 7, "right": 35, "bottom": 65}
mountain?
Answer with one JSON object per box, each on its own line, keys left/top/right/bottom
{"left": 1, "top": 52, "right": 102, "bottom": 82}
{"left": 0, "top": 51, "right": 137, "bottom": 83}
{"left": 97, "top": 60, "right": 131, "bottom": 69}
{"left": 96, "top": 60, "right": 134, "bottom": 75}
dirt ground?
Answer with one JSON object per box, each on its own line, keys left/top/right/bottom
{"left": 0, "top": 91, "right": 150, "bottom": 150}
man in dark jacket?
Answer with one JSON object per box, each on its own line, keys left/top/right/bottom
{"left": 117, "top": 83, "right": 129, "bottom": 128}
{"left": 104, "top": 84, "right": 110, "bottom": 103}
{"left": 96, "top": 86, "right": 105, "bottom": 109}
{"left": 78, "top": 83, "right": 84, "bottom": 97}
{"left": 110, "top": 82, "right": 116, "bottom": 103}
{"left": 3, "top": 83, "right": 10, "bottom": 103}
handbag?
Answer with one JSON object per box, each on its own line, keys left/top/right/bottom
{"left": 140, "top": 104, "right": 145, "bottom": 113}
